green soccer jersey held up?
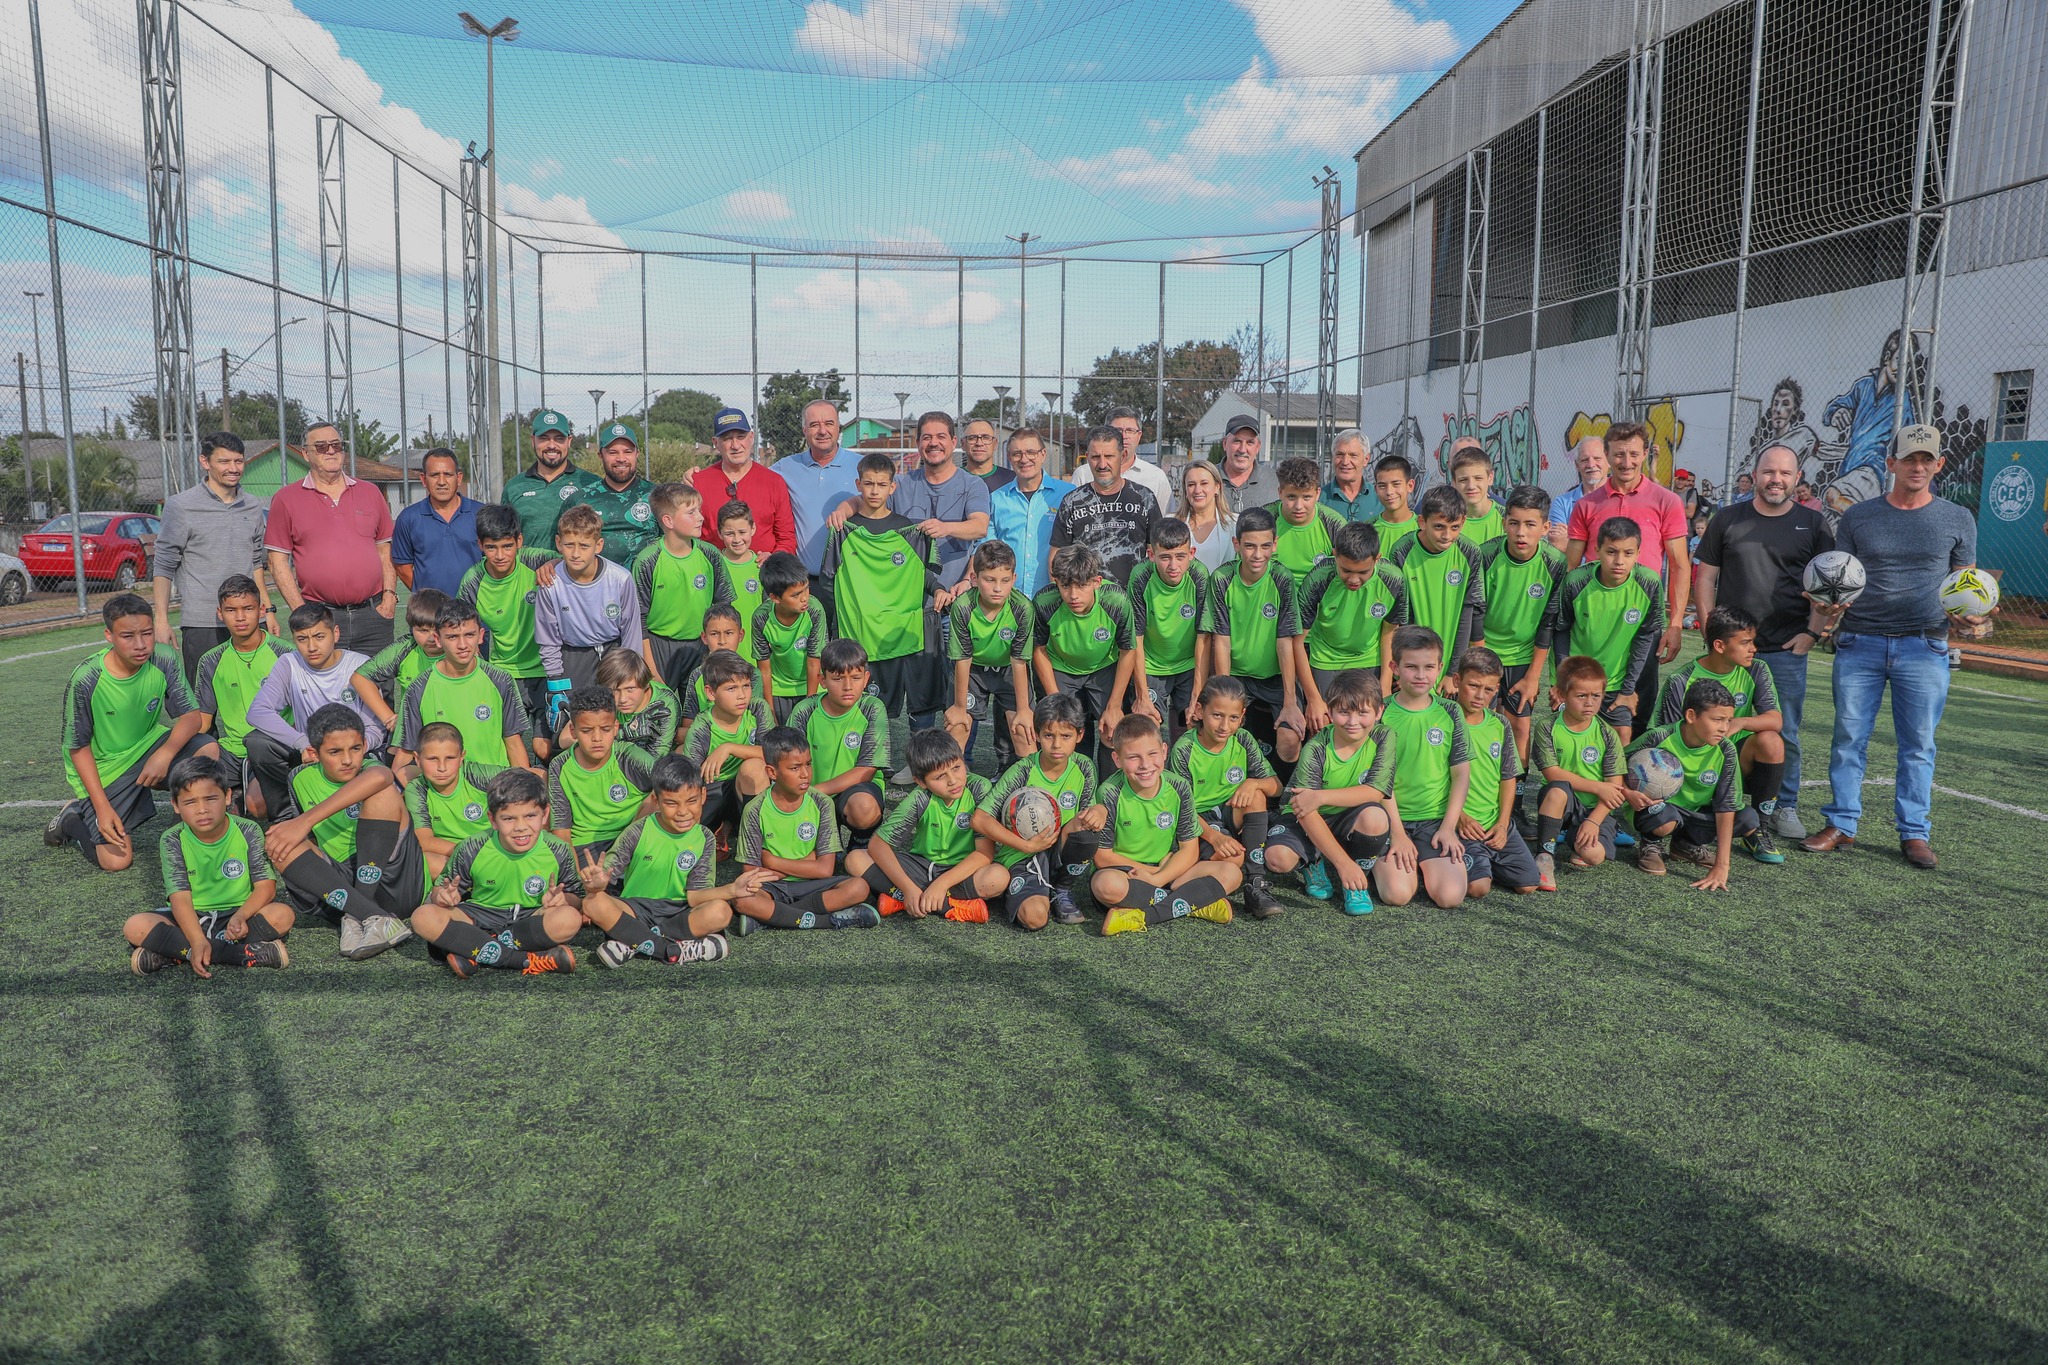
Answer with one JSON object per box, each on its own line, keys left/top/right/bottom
{"left": 822, "top": 514, "right": 939, "bottom": 664}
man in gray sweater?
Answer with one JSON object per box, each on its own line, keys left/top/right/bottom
{"left": 152, "top": 432, "right": 273, "bottom": 681}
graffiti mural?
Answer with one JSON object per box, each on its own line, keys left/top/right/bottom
{"left": 1436, "top": 404, "right": 1543, "bottom": 488}
{"left": 1374, "top": 415, "right": 1425, "bottom": 467}
{"left": 1565, "top": 400, "right": 1688, "bottom": 489}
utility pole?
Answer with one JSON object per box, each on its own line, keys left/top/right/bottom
{"left": 15, "top": 353, "right": 28, "bottom": 508}
{"left": 23, "top": 291, "right": 47, "bottom": 438}
{"left": 459, "top": 13, "right": 519, "bottom": 496}
{"left": 1008, "top": 232, "right": 1034, "bottom": 431}
{"left": 219, "top": 346, "right": 231, "bottom": 434}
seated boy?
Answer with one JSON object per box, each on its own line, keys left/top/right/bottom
{"left": 630, "top": 481, "right": 729, "bottom": 688}
{"left": 1627, "top": 677, "right": 1757, "bottom": 889}
{"left": 1449, "top": 441, "right": 1505, "bottom": 545}
{"left": 49, "top": 593, "right": 218, "bottom": 871}
{"left": 597, "top": 647, "right": 679, "bottom": 762}
{"left": 1128, "top": 518, "right": 1212, "bottom": 745}
{"left": 1655, "top": 604, "right": 1786, "bottom": 864}
{"left": 403, "top": 720, "right": 506, "bottom": 879}
{"left": 1375, "top": 625, "right": 1472, "bottom": 909}
{"left": 1032, "top": 544, "right": 1136, "bottom": 772}
{"left": 1090, "top": 715, "right": 1240, "bottom": 935}
{"left": 788, "top": 638, "right": 891, "bottom": 850}
{"left": 944, "top": 540, "right": 1036, "bottom": 769}
{"left": 844, "top": 730, "right": 993, "bottom": 920}
{"left": 245, "top": 603, "right": 386, "bottom": 818}
{"left": 715, "top": 499, "right": 767, "bottom": 659}
{"left": 1471, "top": 485, "right": 1566, "bottom": 766}
{"left": 125, "top": 756, "right": 291, "bottom": 975}
{"left": 351, "top": 588, "right": 448, "bottom": 734}
{"left": 1555, "top": 515, "right": 1666, "bottom": 741}
{"left": 582, "top": 754, "right": 744, "bottom": 967}
{"left": 546, "top": 685, "right": 655, "bottom": 859}
{"left": 264, "top": 703, "right": 427, "bottom": 960}
{"left": 536, "top": 502, "right": 645, "bottom": 733}
{"left": 1168, "top": 676, "right": 1284, "bottom": 919}
{"left": 1268, "top": 456, "right": 1349, "bottom": 578}
{"left": 458, "top": 501, "right": 562, "bottom": 759}
{"left": 1387, "top": 486, "right": 1486, "bottom": 674}
{"left": 1370, "top": 454, "right": 1420, "bottom": 559}
{"left": 1298, "top": 521, "right": 1406, "bottom": 724}
{"left": 411, "top": 767, "right": 581, "bottom": 977}
{"left": 1531, "top": 654, "right": 1627, "bottom": 890}
{"left": 396, "top": 599, "right": 530, "bottom": 774}
{"left": 1207, "top": 507, "right": 1306, "bottom": 774}
{"left": 675, "top": 604, "right": 746, "bottom": 726}
{"left": 1446, "top": 647, "right": 1540, "bottom": 896}
{"left": 1276, "top": 669, "right": 1395, "bottom": 917}
{"left": 678, "top": 648, "right": 775, "bottom": 844}
{"left": 190, "top": 574, "right": 293, "bottom": 819}
{"left": 968, "top": 692, "right": 1105, "bottom": 930}
{"left": 731, "top": 727, "right": 880, "bottom": 932}
{"left": 753, "top": 550, "right": 827, "bottom": 725}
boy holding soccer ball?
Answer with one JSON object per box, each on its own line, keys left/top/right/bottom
{"left": 971, "top": 692, "right": 1103, "bottom": 929}
{"left": 1626, "top": 678, "right": 1756, "bottom": 889}
{"left": 1655, "top": 604, "right": 1786, "bottom": 863}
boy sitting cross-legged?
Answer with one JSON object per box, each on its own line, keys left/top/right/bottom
{"left": 729, "top": 727, "right": 880, "bottom": 933}
{"left": 263, "top": 703, "right": 428, "bottom": 960}
{"left": 1655, "top": 604, "right": 1787, "bottom": 865}
{"left": 580, "top": 754, "right": 743, "bottom": 968}
{"left": 1268, "top": 456, "right": 1349, "bottom": 578}
{"left": 1276, "top": 668, "right": 1396, "bottom": 917}
{"left": 596, "top": 647, "right": 679, "bottom": 762}
{"left": 944, "top": 539, "right": 1037, "bottom": 769}
{"left": 546, "top": 685, "right": 655, "bottom": 860}
{"left": 1168, "top": 675, "right": 1285, "bottom": 919}
{"left": 412, "top": 767, "right": 581, "bottom": 978}
{"left": 674, "top": 604, "right": 745, "bottom": 726}
{"left": 1626, "top": 678, "right": 1759, "bottom": 889}
{"left": 403, "top": 721, "right": 506, "bottom": 880}
{"left": 752, "top": 550, "right": 828, "bottom": 724}
{"left": 395, "top": 598, "right": 530, "bottom": 777}
{"left": 966, "top": 691, "right": 1105, "bottom": 930}
{"left": 1092, "top": 715, "right": 1240, "bottom": 936}
{"left": 1376, "top": 625, "right": 1473, "bottom": 909}
{"left": 457, "top": 501, "right": 562, "bottom": 760}
{"left": 190, "top": 574, "right": 293, "bottom": 819}
{"left": 630, "top": 481, "right": 730, "bottom": 688}
{"left": 790, "top": 638, "right": 893, "bottom": 852}
{"left": 1446, "top": 647, "right": 1540, "bottom": 896}
{"left": 678, "top": 648, "right": 775, "bottom": 848}
{"left": 844, "top": 730, "right": 993, "bottom": 921}
{"left": 1531, "top": 654, "right": 1627, "bottom": 890}
{"left": 125, "top": 756, "right": 292, "bottom": 976}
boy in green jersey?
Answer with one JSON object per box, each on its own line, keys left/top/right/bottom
{"left": 1128, "top": 518, "right": 1211, "bottom": 745}
{"left": 1376, "top": 626, "right": 1473, "bottom": 909}
{"left": 714, "top": 499, "right": 767, "bottom": 660}
{"left": 1654, "top": 604, "right": 1787, "bottom": 863}
{"left": 679, "top": 648, "right": 775, "bottom": 842}
{"left": 396, "top": 599, "right": 530, "bottom": 776}
{"left": 1626, "top": 677, "right": 1756, "bottom": 889}
{"left": 1091, "top": 716, "right": 1239, "bottom": 936}
{"left": 583, "top": 753, "right": 745, "bottom": 967}
{"left": 460, "top": 502, "right": 563, "bottom": 759}
{"left": 125, "top": 756, "right": 290, "bottom": 975}
{"left": 790, "top": 639, "right": 891, "bottom": 850}
{"left": 1269, "top": 457, "right": 1350, "bottom": 578}
{"left": 1531, "top": 655, "right": 1627, "bottom": 890}
{"left": 753, "top": 551, "right": 827, "bottom": 724}
{"left": 630, "top": 482, "right": 731, "bottom": 689}
{"left": 845, "top": 730, "right": 994, "bottom": 920}
{"left": 50, "top": 593, "right": 218, "bottom": 872}
{"left": 1388, "top": 486, "right": 1487, "bottom": 675}
{"left": 266, "top": 703, "right": 427, "bottom": 960}
{"left": 1032, "top": 544, "right": 1137, "bottom": 772}
{"left": 191, "top": 574, "right": 293, "bottom": 819}
{"left": 674, "top": 605, "right": 745, "bottom": 726}
{"left": 1275, "top": 668, "right": 1396, "bottom": 917}
{"left": 967, "top": 692, "right": 1105, "bottom": 929}
{"left": 1297, "top": 521, "right": 1407, "bottom": 724}
{"left": 731, "top": 727, "right": 880, "bottom": 932}
{"left": 1555, "top": 516, "right": 1667, "bottom": 740}
{"left": 821, "top": 453, "right": 948, "bottom": 734}
{"left": 546, "top": 686, "right": 654, "bottom": 857}
{"left": 1447, "top": 648, "right": 1539, "bottom": 896}
{"left": 412, "top": 767, "right": 581, "bottom": 977}
{"left": 351, "top": 589, "right": 447, "bottom": 729}
{"left": 1206, "top": 507, "right": 1306, "bottom": 774}
{"left": 403, "top": 721, "right": 505, "bottom": 879}
{"left": 944, "top": 540, "right": 1036, "bottom": 768}
{"left": 1471, "top": 486, "right": 1566, "bottom": 765}
{"left": 1449, "top": 442, "right": 1505, "bottom": 545}
{"left": 1167, "top": 676, "right": 1284, "bottom": 919}
{"left": 1370, "top": 454, "right": 1420, "bottom": 559}
{"left": 596, "top": 647, "right": 679, "bottom": 762}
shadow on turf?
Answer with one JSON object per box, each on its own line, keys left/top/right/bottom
{"left": 0, "top": 994, "right": 541, "bottom": 1365}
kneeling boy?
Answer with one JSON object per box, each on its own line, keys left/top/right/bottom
{"left": 1279, "top": 669, "right": 1395, "bottom": 917}
{"left": 732, "top": 727, "right": 879, "bottom": 932}
{"left": 582, "top": 754, "right": 744, "bottom": 967}
{"left": 413, "top": 767, "right": 581, "bottom": 976}
{"left": 1091, "top": 715, "right": 1239, "bottom": 935}
{"left": 125, "top": 756, "right": 291, "bottom": 975}
{"left": 1626, "top": 677, "right": 1756, "bottom": 890}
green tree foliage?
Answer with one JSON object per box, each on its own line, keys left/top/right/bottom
{"left": 128, "top": 390, "right": 312, "bottom": 444}
{"left": 2, "top": 437, "right": 140, "bottom": 513}
{"left": 757, "top": 370, "right": 847, "bottom": 462}
{"left": 1072, "top": 338, "right": 1243, "bottom": 448}
{"left": 646, "top": 388, "right": 723, "bottom": 445}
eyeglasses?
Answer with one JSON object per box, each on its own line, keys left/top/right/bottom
{"left": 309, "top": 441, "right": 344, "bottom": 453}
{"left": 725, "top": 481, "right": 741, "bottom": 500}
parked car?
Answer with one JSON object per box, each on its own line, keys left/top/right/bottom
{"left": 0, "top": 549, "right": 29, "bottom": 605}
{"left": 17, "top": 511, "right": 158, "bottom": 590}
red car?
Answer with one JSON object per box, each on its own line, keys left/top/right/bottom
{"left": 19, "top": 511, "right": 158, "bottom": 590}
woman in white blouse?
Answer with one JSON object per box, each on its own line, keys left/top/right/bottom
{"left": 1175, "top": 460, "right": 1237, "bottom": 572}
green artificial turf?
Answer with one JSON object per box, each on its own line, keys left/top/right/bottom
{"left": 3, "top": 622, "right": 2046, "bottom": 1363}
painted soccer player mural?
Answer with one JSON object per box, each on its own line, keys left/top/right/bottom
{"left": 1817, "top": 329, "right": 1921, "bottom": 518}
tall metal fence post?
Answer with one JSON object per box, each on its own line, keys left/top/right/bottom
{"left": 28, "top": 0, "right": 85, "bottom": 611}
{"left": 1057, "top": 258, "right": 1066, "bottom": 461}
{"left": 1723, "top": 0, "right": 1767, "bottom": 487}
{"left": 505, "top": 237, "right": 520, "bottom": 493}
{"left": 536, "top": 251, "right": 545, "bottom": 408}
{"left": 956, "top": 256, "right": 965, "bottom": 417}
{"left": 749, "top": 252, "right": 759, "bottom": 415}
{"left": 441, "top": 188, "right": 453, "bottom": 445}
{"left": 393, "top": 153, "right": 409, "bottom": 504}
{"left": 852, "top": 253, "right": 861, "bottom": 431}
{"left": 1283, "top": 247, "right": 1294, "bottom": 456}
{"left": 1154, "top": 262, "right": 1166, "bottom": 456}
{"left": 267, "top": 66, "right": 285, "bottom": 462}
{"left": 1527, "top": 108, "right": 1547, "bottom": 424}
{"left": 639, "top": 252, "right": 650, "bottom": 477}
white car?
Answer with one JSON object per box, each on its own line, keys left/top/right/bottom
{"left": 0, "top": 549, "right": 31, "bottom": 605}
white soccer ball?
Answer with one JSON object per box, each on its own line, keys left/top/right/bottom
{"left": 1802, "top": 550, "right": 1866, "bottom": 607}
{"left": 1938, "top": 567, "right": 1999, "bottom": 617}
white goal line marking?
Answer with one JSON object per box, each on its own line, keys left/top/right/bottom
{"left": 0, "top": 639, "right": 99, "bottom": 665}
{"left": 1800, "top": 777, "right": 2048, "bottom": 823}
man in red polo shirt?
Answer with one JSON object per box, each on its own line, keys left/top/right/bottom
{"left": 690, "top": 407, "right": 796, "bottom": 556}
{"left": 265, "top": 421, "right": 398, "bottom": 653}
{"left": 1564, "top": 419, "right": 1692, "bottom": 714}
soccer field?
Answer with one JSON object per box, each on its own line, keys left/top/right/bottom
{"left": 2, "top": 623, "right": 2045, "bottom": 1363}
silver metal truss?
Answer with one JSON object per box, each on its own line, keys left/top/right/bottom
{"left": 137, "top": 0, "right": 198, "bottom": 494}
{"left": 1614, "top": 0, "right": 1666, "bottom": 417}
{"left": 461, "top": 144, "right": 490, "bottom": 490}
{"left": 316, "top": 114, "right": 356, "bottom": 472}
{"left": 1456, "top": 148, "right": 1490, "bottom": 421}
{"left": 1892, "top": 0, "right": 1978, "bottom": 436}
{"left": 1315, "top": 166, "right": 1342, "bottom": 465}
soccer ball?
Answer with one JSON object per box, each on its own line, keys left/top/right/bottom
{"left": 1626, "top": 747, "right": 1685, "bottom": 802}
{"left": 1001, "top": 787, "right": 1061, "bottom": 843}
{"left": 1802, "top": 550, "right": 1866, "bottom": 607}
{"left": 1938, "top": 567, "right": 1999, "bottom": 617}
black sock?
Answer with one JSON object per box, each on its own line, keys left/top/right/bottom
{"left": 59, "top": 800, "right": 91, "bottom": 847}
{"left": 1113, "top": 878, "right": 1166, "bottom": 911}
{"left": 142, "top": 922, "right": 190, "bottom": 960}
{"left": 512, "top": 917, "right": 562, "bottom": 951}
{"left": 283, "top": 853, "right": 370, "bottom": 922}
{"left": 243, "top": 914, "right": 285, "bottom": 944}
{"left": 766, "top": 898, "right": 822, "bottom": 928}
{"left": 1748, "top": 760, "right": 1785, "bottom": 816}
{"left": 1537, "top": 811, "right": 1563, "bottom": 854}
{"left": 354, "top": 819, "right": 403, "bottom": 899}
{"left": 208, "top": 936, "right": 253, "bottom": 968}
{"left": 1055, "top": 829, "right": 1100, "bottom": 885}
{"left": 1239, "top": 810, "right": 1270, "bottom": 876}
{"left": 1165, "top": 875, "right": 1228, "bottom": 920}
{"left": 604, "top": 907, "right": 682, "bottom": 962}
{"left": 433, "top": 918, "right": 528, "bottom": 970}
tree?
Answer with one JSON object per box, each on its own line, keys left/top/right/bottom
{"left": 19, "top": 438, "right": 138, "bottom": 512}
{"left": 128, "top": 390, "right": 311, "bottom": 443}
{"left": 646, "top": 388, "right": 723, "bottom": 444}
{"left": 1226, "top": 323, "right": 1294, "bottom": 394}
{"left": 757, "top": 370, "right": 847, "bottom": 462}
{"left": 1072, "top": 338, "right": 1244, "bottom": 449}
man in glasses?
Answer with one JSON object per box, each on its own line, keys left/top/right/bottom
{"left": 264, "top": 421, "right": 399, "bottom": 653}
{"left": 571, "top": 421, "right": 659, "bottom": 565}
{"left": 690, "top": 407, "right": 796, "bottom": 557}
{"left": 960, "top": 417, "right": 1014, "bottom": 491}
{"left": 505, "top": 409, "right": 598, "bottom": 549}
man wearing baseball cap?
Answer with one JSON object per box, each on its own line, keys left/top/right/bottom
{"left": 569, "top": 421, "right": 659, "bottom": 565}
{"left": 505, "top": 409, "right": 599, "bottom": 548}
{"left": 689, "top": 407, "right": 796, "bottom": 556}
{"left": 1216, "top": 413, "right": 1280, "bottom": 511}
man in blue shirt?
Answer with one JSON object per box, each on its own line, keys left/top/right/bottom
{"left": 390, "top": 447, "right": 481, "bottom": 597}
{"left": 778, "top": 398, "right": 862, "bottom": 612}
{"left": 976, "top": 426, "right": 1073, "bottom": 596}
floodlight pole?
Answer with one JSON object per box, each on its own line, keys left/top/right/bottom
{"left": 28, "top": 0, "right": 85, "bottom": 607}
{"left": 750, "top": 252, "right": 759, "bottom": 413}
{"left": 588, "top": 388, "right": 603, "bottom": 444}
{"left": 459, "top": 13, "right": 519, "bottom": 492}
{"left": 266, "top": 66, "right": 286, "bottom": 461}
{"left": 1154, "top": 262, "right": 1166, "bottom": 460}
{"left": 640, "top": 253, "right": 650, "bottom": 477}
{"left": 852, "top": 253, "right": 861, "bottom": 432}
{"left": 955, "top": 257, "right": 965, "bottom": 417}
{"left": 994, "top": 385, "right": 1010, "bottom": 430}
{"left": 895, "top": 391, "right": 909, "bottom": 444}
{"left": 1008, "top": 232, "right": 1034, "bottom": 435}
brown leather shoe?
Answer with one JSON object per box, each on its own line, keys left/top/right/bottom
{"left": 1800, "top": 825, "right": 1856, "bottom": 853}
{"left": 1900, "top": 838, "right": 1938, "bottom": 869}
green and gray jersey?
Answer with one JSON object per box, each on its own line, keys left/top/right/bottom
{"left": 981, "top": 752, "right": 1099, "bottom": 867}
{"left": 404, "top": 761, "right": 507, "bottom": 844}
{"left": 674, "top": 667, "right": 714, "bottom": 725}
{"left": 1388, "top": 535, "right": 1486, "bottom": 668}
{"left": 286, "top": 760, "right": 384, "bottom": 862}
{"left": 355, "top": 638, "right": 440, "bottom": 707}
{"left": 503, "top": 464, "right": 598, "bottom": 548}
{"left": 441, "top": 832, "right": 581, "bottom": 913}
{"left": 945, "top": 590, "right": 1034, "bottom": 668}
{"left": 1557, "top": 564, "right": 1667, "bottom": 698}
{"left": 1207, "top": 561, "right": 1300, "bottom": 680}
{"left": 1097, "top": 771, "right": 1199, "bottom": 865}
{"left": 62, "top": 645, "right": 194, "bottom": 798}
{"left": 1127, "top": 560, "right": 1211, "bottom": 677}
{"left": 1292, "top": 724, "right": 1396, "bottom": 816}
{"left": 1531, "top": 713, "right": 1625, "bottom": 808}
{"left": 876, "top": 775, "right": 993, "bottom": 866}
{"left": 1378, "top": 694, "right": 1473, "bottom": 824}
{"left": 631, "top": 539, "right": 731, "bottom": 642}
{"left": 788, "top": 694, "right": 890, "bottom": 784}
{"left": 160, "top": 815, "right": 273, "bottom": 913}
{"left": 721, "top": 551, "right": 766, "bottom": 657}
{"left": 738, "top": 789, "right": 843, "bottom": 866}
{"left": 680, "top": 698, "right": 775, "bottom": 781}
{"left": 1472, "top": 538, "right": 1566, "bottom": 667}
{"left": 192, "top": 635, "right": 292, "bottom": 759}
{"left": 1456, "top": 707, "right": 1522, "bottom": 831}
{"left": 1032, "top": 582, "right": 1136, "bottom": 676}
{"left": 1461, "top": 501, "right": 1505, "bottom": 547}
{"left": 573, "top": 475, "right": 659, "bottom": 565}
{"left": 619, "top": 681, "right": 681, "bottom": 761}
{"left": 605, "top": 815, "right": 714, "bottom": 902}
{"left": 1370, "top": 514, "right": 1419, "bottom": 559}
{"left": 398, "top": 662, "right": 527, "bottom": 764}
{"left": 1656, "top": 657, "right": 1780, "bottom": 727}
{"left": 821, "top": 513, "right": 941, "bottom": 663}
{"left": 458, "top": 549, "right": 560, "bottom": 679}
{"left": 546, "top": 743, "right": 654, "bottom": 846}
{"left": 1298, "top": 560, "right": 1406, "bottom": 671}
{"left": 753, "top": 598, "right": 829, "bottom": 696}
{"left": 1167, "top": 728, "right": 1274, "bottom": 813}
{"left": 1628, "top": 725, "right": 1743, "bottom": 815}
{"left": 1268, "top": 502, "right": 1349, "bottom": 579}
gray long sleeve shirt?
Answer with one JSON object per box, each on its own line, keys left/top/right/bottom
{"left": 247, "top": 649, "right": 384, "bottom": 751}
{"left": 154, "top": 482, "right": 268, "bottom": 612}
{"left": 534, "top": 559, "right": 644, "bottom": 678}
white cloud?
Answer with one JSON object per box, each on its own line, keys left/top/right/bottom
{"left": 1055, "top": 145, "right": 1232, "bottom": 202}
{"left": 1185, "top": 62, "right": 1403, "bottom": 164}
{"left": 528, "top": 157, "right": 564, "bottom": 182}
{"left": 1230, "top": 0, "right": 1458, "bottom": 78}
{"left": 772, "top": 270, "right": 1000, "bottom": 328}
{"left": 794, "top": 0, "right": 1005, "bottom": 75}
{"left": 930, "top": 290, "right": 1001, "bottom": 327}
{"left": 724, "top": 189, "right": 794, "bottom": 223}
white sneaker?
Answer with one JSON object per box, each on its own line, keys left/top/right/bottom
{"left": 596, "top": 939, "right": 636, "bottom": 969}
{"left": 337, "top": 915, "right": 366, "bottom": 958}
{"left": 342, "top": 914, "right": 411, "bottom": 960}
{"left": 1771, "top": 807, "right": 1807, "bottom": 841}
{"left": 889, "top": 764, "right": 916, "bottom": 787}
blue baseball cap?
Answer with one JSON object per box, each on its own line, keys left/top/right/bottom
{"left": 713, "top": 407, "right": 752, "bottom": 437}
{"left": 531, "top": 409, "right": 572, "bottom": 437}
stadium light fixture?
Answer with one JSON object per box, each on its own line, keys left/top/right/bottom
{"left": 587, "top": 388, "right": 604, "bottom": 441}
{"left": 993, "top": 384, "right": 1010, "bottom": 429}
{"left": 894, "top": 391, "right": 909, "bottom": 436}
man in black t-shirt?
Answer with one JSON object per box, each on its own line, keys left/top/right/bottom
{"left": 1693, "top": 442, "right": 1832, "bottom": 840}
{"left": 1048, "top": 424, "right": 1159, "bottom": 587}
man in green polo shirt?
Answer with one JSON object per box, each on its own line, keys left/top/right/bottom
{"left": 570, "top": 421, "right": 658, "bottom": 566}
{"left": 504, "top": 410, "right": 598, "bottom": 549}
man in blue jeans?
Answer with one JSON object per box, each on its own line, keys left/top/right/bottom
{"left": 1801, "top": 424, "right": 1982, "bottom": 869}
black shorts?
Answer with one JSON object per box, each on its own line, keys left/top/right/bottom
{"left": 1638, "top": 802, "right": 1758, "bottom": 847}
{"left": 868, "top": 651, "right": 944, "bottom": 718}
{"left": 1237, "top": 673, "right": 1291, "bottom": 755}
{"left": 701, "top": 774, "right": 745, "bottom": 832}
{"left": 1402, "top": 817, "right": 1462, "bottom": 863}
{"left": 761, "top": 876, "right": 847, "bottom": 908}
{"left": 995, "top": 857, "right": 1054, "bottom": 921}
{"left": 1308, "top": 665, "right": 1371, "bottom": 706}
{"left": 1498, "top": 662, "right": 1537, "bottom": 717}
{"left": 1144, "top": 670, "right": 1194, "bottom": 739}
{"left": 833, "top": 781, "right": 885, "bottom": 833}
{"left": 963, "top": 663, "right": 1025, "bottom": 767}
{"left": 771, "top": 693, "right": 804, "bottom": 726}
{"left": 1556, "top": 797, "right": 1619, "bottom": 860}
{"left": 59, "top": 730, "right": 215, "bottom": 864}
{"left": 143, "top": 907, "right": 284, "bottom": 939}
{"left": 1599, "top": 690, "right": 1637, "bottom": 731}
{"left": 453, "top": 901, "right": 551, "bottom": 940}
{"left": 512, "top": 676, "right": 551, "bottom": 741}
{"left": 860, "top": 850, "right": 960, "bottom": 899}
{"left": 647, "top": 636, "right": 703, "bottom": 692}
{"left": 1465, "top": 825, "right": 1540, "bottom": 889}
{"left": 1194, "top": 802, "right": 1256, "bottom": 862}
{"left": 615, "top": 895, "right": 715, "bottom": 940}
{"left": 285, "top": 827, "right": 429, "bottom": 920}
{"left": 559, "top": 642, "right": 621, "bottom": 693}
